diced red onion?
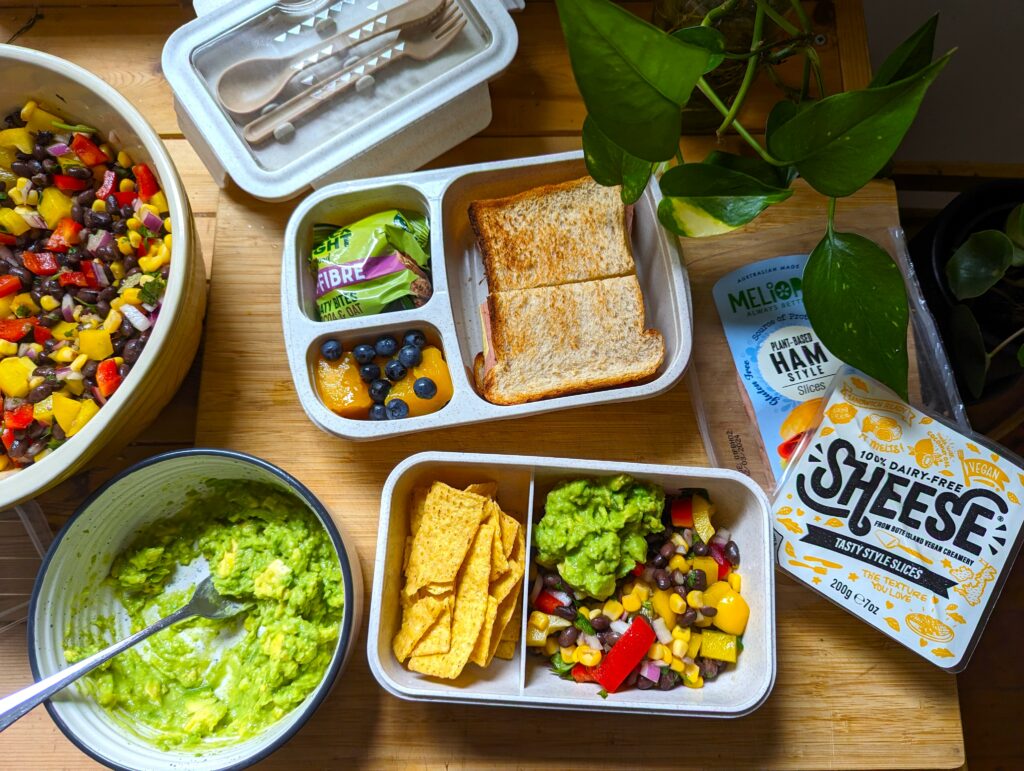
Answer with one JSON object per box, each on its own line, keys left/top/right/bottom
{"left": 141, "top": 302, "right": 155, "bottom": 313}
{"left": 141, "top": 209, "right": 163, "bottom": 232}
{"left": 90, "top": 261, "right": 110, "bottom": 288}
{"left": 682, "top": 656, "right": 694, "bottom": 666}
{"left": 121, "top": 304, "right": 151, "bottom": 332}
{"left": 653, "top": 659, "right": 668, "bottom": 668}
{"left": 18, "top": 209, "right": 46, "bottom": 230}
{"left": 652, "top": 617, "right": 673, "bottom": 645}
{"left": 55, "top": 367, "right": 82, "bottom": 382}
{"left": 132, "top": 197, "right": 145, "bottom": 214}
{"left": 47, "top": 142, "right": 69, "bottom": 156}
{"left": 711, "top": 528, "right": 731, "bottom": 546}
{"left": 86, "top": 229, "right": 113, "bottom": 255}
{"left": 529, "top": 575, "right": 543, "bottom": 604}
{"left": 17, "top": 343, "right": 32, "bottom": 357}
{"left": 549, "top": 589, "right": 572, "bottom": 606}
{"left": 583, "top": 633, "right": 601, "bottom": 651}
{"left": 4, "top": 397, "right": 23, "bottom": 410}
{"left": 61, "top": 294, "right": 75, "bottom": 322}
{"left": 610, "top": 619, "right": 630, "bottom": 635}
{"left": 682, "top": 528, "right": 694, "bottom": 547}
{"left": 91, "top": 387, "right": 106, "bottom": 406}
{"left": 641, "top": 661, "right": 661, "bottom": 682}
{"left": 54, "top": 133, "right": 70, "bottom": 145}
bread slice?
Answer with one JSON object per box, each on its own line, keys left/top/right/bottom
{"left": 468, "top": 176, "right": 635, "bottom": 292}
{"left": 474, "top": 275, "right": 664, "bottom": 405}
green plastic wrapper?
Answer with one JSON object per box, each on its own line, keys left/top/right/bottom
{"left": 310, "top": 209, "right": 431, "bottom": 320}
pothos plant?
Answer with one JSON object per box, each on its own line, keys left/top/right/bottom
{"left": 556, "top": 0, "right": 953, "bottom": 399}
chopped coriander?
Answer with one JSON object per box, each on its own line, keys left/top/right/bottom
{"left": 52, "top": 120, "right": 97, "bottom": 134}
{"left": 574, "top": 610, "right": 595, "bottom": 635}
{"left": 597, "top": 688, "right": 609, "bottom": 699}
{"left": 138, "top": 276, "right": 166, "bottom": 306}
{"left": 549, "top": 652, "right": 575, "bottom": 679}
{"left": 639, "top": 599, "right": 655, "bottom": 621}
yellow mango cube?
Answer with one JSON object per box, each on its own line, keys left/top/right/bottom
{"left": 79, "top": 329, "right": 113, "bottom": 361}
{"left": 51, "top": 392, "right": 82, "bottom": 433}
{"left": 67, "top": 399, "right": 99, "bottom": 437}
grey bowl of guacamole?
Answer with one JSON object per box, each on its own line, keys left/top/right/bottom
{"left": 28, "top": 449, "right": 359, "bottom": 771}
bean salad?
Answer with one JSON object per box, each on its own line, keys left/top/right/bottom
{"left": 0, "top": 100, "right": 171, "bottom": 471}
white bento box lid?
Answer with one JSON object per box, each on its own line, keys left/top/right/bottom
{"left": 162, "top": 0, "right": 519, "bottom": 201}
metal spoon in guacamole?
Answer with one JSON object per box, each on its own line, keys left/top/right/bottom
{"left": 0, "top": 575, "right": 249, "bottom": 732}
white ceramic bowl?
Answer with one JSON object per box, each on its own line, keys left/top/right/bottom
{"left": 29, "top": 449, "right": 361, "bottom": 770}
{"left": 0, "top": 45, "right": 206, "bottom": 508}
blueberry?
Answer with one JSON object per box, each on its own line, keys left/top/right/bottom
{"left": 398, "top": 344, "right": 422, "bottom": 368}
{"left": 386, "top": 398, "right": 410, "bottom": 420}
{"left": 369, "top": 403, "right": 388, "bottom": 421}
{"left": 359, "top": 362, "right": 380, "bottom": 383}
{"left": 353, "top": 344, "right": 376, "bottom": 365}
{"left": 319, "top": 338, "right": 342, "bottom": 361}
{"left": 403, "top": 329, "right": 427, "bottom": 349}
{"left": 374, "top": 335, "right": 398, "bottom": 358}
{"left": 385, "top": 359, "right": 407, "bottom": 382}
{"left": 413, "top": 377, "right": 437, "bottom": 400}
{"left": 369, "top": 378, "right": 391, "bottom": 403}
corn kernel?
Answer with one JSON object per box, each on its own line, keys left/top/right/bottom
{"left": 571, "top": 645, "right": 588, "bottom": 663}
{"left": 670, "top": 533, "right": 685, "bottom": 548}
{"left": 669, "top": 593, "right": 687, "bottom": 615}
{"left": 103, "top": 309, "right": 122, "bottom": 333}
{"left": 578, "top": 648, "right": 602, "bottom": 667}
{"left": 528, "top": 611, "right": 549, "bottom": 632}
{"left": 9, "top": 188, "right": 23, "bottom": 205}
{"left": 621, "top": 592, "right": 642, "bottom": 613}
{"left": 671, "top": 638, "right": 688, "bottom": 659}
{"left": 116, "top": 237, "right": 133, "bottom": 256}
{"left": 648, "top": 643, "right": 663, "bottom": 660}
{"left": 603, "top": 599, "right": 624, "bottom": 620}
{"left": 0, "top": 341, "right": 17, "bottom": 356}
{"left": 99, "top": 144, "right": 114, "bottom": 159}
{"left": 20, "top": 101, "right": 36, "bottom": 121}
{"left": 110, "top": 297, "right": 125, "bottom": 311}
{"left": 51, "top": 347, "right": 75, "bottom": 363}
{"left": 119, "top": 178, "right": 135, "bottom": 193}
{"left": 27, "top": 375, "right": 43, "bottom": 390}
{"left": 120, "top": 288, "right": 142, "bottom": 306}
{"left": 669, "top": 554, "right": 689, "bottom": 573}
{"left": 728, "top": 573, "right": 741, "bottom": 593}
{"left": 91, "top": 199, "right": 107, "bottom": 213}
{"left": 39, "top": 295, "right": 59, "bottom": 312}
{"left": 669, "top": 657, "right": 685, "bottom": 673}
{"left": 163, "top": 217, "right": 172, "bottom": 233}
{"left": 694, "top": 612, "right": 714, "bottom": 628}
{"left": 559, "top": 646, "right": 576, "bottom": 664}
{"left": 116, "top": 151, "right": 132, "bottom": 168}
{"left": 138, "top": 255, "right": 162, "bottom": 273}
{"left": 543, "top": 636, "right": 560, "bottom": 657}
{"left": 140, "top": 204, "right": 159, "bottom": 217}
{"left": 672, "top": 626, "right": 691, "bottom": 643}
{"left": 163, "top": 233, "right": 172, "bottom": 249}
{"left": 65, "top": 379, "right": 84, "bottom": 396}
{"left": 69, "top": 354, "right": 88, "bottom": 373}
{"left": 127, "top": 231, "right": 142, "bottom": 249}
{"left": 110, "top": 262, "right": 125, "bottom": 281}
{"left": 632, "top": 583, "right": 650, "bottom": 601}
{"left": 588, "top": 607, "right": 602, "bottom": 620}
{"left": 126, "top": 217, "right": 142, "bottom": 232}
{"left": 660, "top": 645, "right": 673, "bottom": 665}
{"left": 686, "top": 590, "right": 704, "bottom": 610}
{"left": 113, "top": 356, "right": 124, "bottom": 366}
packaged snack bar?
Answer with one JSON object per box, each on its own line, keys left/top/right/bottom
{"left": 773, "top": 366, "right": 1024, "bottom": 671}
{"left": 310, "top": 209, "right": 431, "bottom": 320}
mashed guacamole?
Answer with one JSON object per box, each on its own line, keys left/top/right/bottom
{"left": 533, "top": 475, "right": 665, "bottom": 600}
{"left": 64, "top": 481, "right": 344, "bottom": 750}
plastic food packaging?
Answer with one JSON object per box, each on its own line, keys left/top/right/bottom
{"left": 311, "top": 209, "right": 432, "bottom": 319}
{"left": 773, "top": 366, "right": 1024, "bottom": 671}
{"left": 686, "top": 209, "right": 967, "bottom": 494}
{"left": 163, "top": 0, "right": 519, "bottom": 200}
{"left": 0, "top": 501, "right": 52, "bottom": 635}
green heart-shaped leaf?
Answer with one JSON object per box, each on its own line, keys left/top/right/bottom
{"left": 582, "top": 117, "right": 654, "bottom": 205}
{"left": 703, "top": 150, "right": 796, "bottom": 188}
{"left": 945, "top": 229, "right": 1013, "bottom": 300}
{"left": 556, "top": 0, "right": 710, "bottom": 161}
{"left": 1004, "top": 203, "right": 1024, "bottom": 266}
{"left": 870, "top": 14, "right": 939, "bottom": 87}
{"left": 657, "top": 162, "right": 792, "bottom": 237}
{"left": 768, "top": 54, "right": 952, "bottom": 197}
{"left": 766, "top": 100, "right": 800, "bottom": 145}
{"left": 803, "top": 230, "right": 909, "bottom": 397}
{"left": 672, "top": 26, "right": 726, "bottom": 73}
{"left": 949, "top": 304, "right": 989, "bottom": 399}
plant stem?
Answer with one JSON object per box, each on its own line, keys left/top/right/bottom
{"left": 805, "top": 46, "right": 826, "bottom": 96}
{"left": 988, "top": 325, "right": 1024, "bottom": 359}
{"left": 799, "top": 53, "right": 811, "bottom": 100}
{"left": 756, "top": 0, "right": 799, "bottom": 35}
{"left": 697, "top": 78, "right": 785, "bottom": 165}
{"left": 721, "top": 35, "right": 811, "bottom": 60}
{"left": 718, "top": 2, "right": 765, "bottom": 135}
{"left": 675, "top": 145, "right": 685, "bottom": 166}
{"left": 826, "top": 197, "right": 837, "bottom": 237}
{"left": 788, "top": 0, "right": 812, "bottom": 33}
{"left": 702, "top": 0, "right": 739, "bottom": 27}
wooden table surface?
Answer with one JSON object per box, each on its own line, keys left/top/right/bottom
{"left": 2, "top": 0, "right": 1014, "bottom": 768}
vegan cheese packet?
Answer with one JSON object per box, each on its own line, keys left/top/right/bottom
{"left": 773, "top": 367, "right": 1024, "bottom": 671}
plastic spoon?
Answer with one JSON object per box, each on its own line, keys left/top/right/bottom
{"left": 0, "top": 575, "right": 250, "bottom": 732}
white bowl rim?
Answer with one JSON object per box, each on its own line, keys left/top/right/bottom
{"left": 0, "top": 44, "right": 193, "bottom": 507}
{"left": 26, "top": 447, "right": 357, "bottom": 771}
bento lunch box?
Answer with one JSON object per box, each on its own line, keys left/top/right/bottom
{"left": 367, "top": 452, "right": 776, "bottom": 718}
{"left": 281, "top": 151, "right": 694, "bottom": 440}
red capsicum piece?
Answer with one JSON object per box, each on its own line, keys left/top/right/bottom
{"left": 58, "top": 271, "right": 88, "bottom": 288}
{"left": 0, "top": 233, "right": 17, "bottom": 246}
{"left": 0, "top": 274, "right": 21, "bottom": 297}
{"left": 709, "top": 542, "right": 730, "bottom": 580}
{"left": 671, "top": 496, "right": 694, "bottom": 528}
{"left": 112, "top": 190, "right": 137, "bottom": 207}
{"left": 81, "top": 260, "right": 100, "bottom": 289}
{"left": 22, "top": 251, "right": 59, "bottom": 276}
{"left": 52, "top": 174, "right": 89, "bottom": 193}
{"left": 33, "top": 325, "right": 51, "bottom": 345}
{"left": 3, "top": 404, "right": 33, "bottom": 431}
{"left": 571, "top": 664, "right": 598, "bottom": 683}
{"left": 96, "top": 358, "right": 122, "bottom": 398}
{"left": 0, "top": 318, "right": 36, "bottom": 342}
{"left": 591, "top": 616, "right": 657, "bottom": 693}
{"left": 70, "top": 133, "right": 110, "bottom": 166}
{"left": 1, "top": 428, "right": 14, "bottom": 451}
{"left": 631, "top": 563, "right": 646, "bottom": 577}
{"left": 132, "top": 163, "right": 159, "bottom": 202}
{"left": 94, "top": 169, "right": 118, "bottom": 200}
{"left": 45, "top": 217, "right": 84, "bottom": 253}
{"left": 533, "top": 590, "right": 566, "bottom": 616}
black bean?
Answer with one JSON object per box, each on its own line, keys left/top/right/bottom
{"left": 98, "top": 244, "right": 119, "bottom": 262}
{"left": 692, "top": 541, "right": 710, "bottom": 557}
{"left": 600, "top": 631, "right": 621, "bottom": 648}
{"left": 724, "top": 541, "right": 740, "bottom": 567}
{"left": 542, "top": 573, "right": 560, "bottom": 588}
{"left": 27, "top": 383, "right": 55, "bottom": 403}
{"left": 123, "top": 255, "right": 138, "bottom": 271}
{"left": 27, "top": 421, "right": 46, "bottom": 439}
{"left": 29, "top": 289, "right": 42, "bottom": 304}
{"left": 138, "top": 329, "right": 151, "bottom": 345}
{"left": 636, "top": 675, "right": 655, "bottom": 690}
{"left": 112, "top": 219, "right": 127, "bottom": 235}
{"left": 10, "top": 160, "right": 34, "bottom": 177}
{"left": 32, "top": 365, "right": 55, "bottom": 379}
{"left": 30, "top": 173, "right": 50, "bottom": 189}
{"left": 652, "top": 554, "right": 667, "bottom": 568}
{"left": 105, "top": 195, "right": 119, "bottom": 212}
{"left": 557, "top": 627, "right": 578, "bottom": 648}
{"left": 553, "top": 604, "right": 577, "bottom": 622}
{"left": 76, "top": 189, "right": 96, "bottom": 206}
{"left": 35, "top": 131, "right": 53, "bottom": 145}
{"left": 685, "top": 569, "right": 707, "bottom": 592}
{"left": 98, "top": 286, "right": 116, "bottom": 302}
{"left": 120, "top": 205, "right": 134, "bottom": 219}
{"left": 698, "top": 657, "right": 720, "bottom": 680}
{"left": 677, "top": 608, "right": 697, "bottom": 627}
{"left": 700, "top": 606, "right": 717, "bottom": 617}
{"left": 41, "top": 337, "right": 57, "bottom": 351}
{"left": 8, "top": 438, "right": 27, "bottom": 459}
{"left": 118, "top": 363, "right": 130, "bottom": 379}
{"left": 624, "top": 666, "right": 640, "bottom": 689}
{"left": 41, "top": 159, "right": 58, "bottom": 174}
{"left": 32, "top": 145, "right": 50, "bottom": 161}
{"left": 95, "top": 300, "right": 110, "bottom": 317}
{"left": 9, "top": 265, "right": 31, "bottom": 287}
{"left": 119, "top": 318, "right": 136, "bottom": 338}
{"left": 81, "top": 360, "right": 98, "bottom": 378}
{"left": 111, "top": 337, "right": 125, "bottom": 356}
{"left": 70, "top": 203, "right": 84, "bottom": 224}
{"left": 658, "top": 669, "right": 676, "bottom": 690}
{"left": 92, "top": 212, "right": 113, "bottom": 230}
{"left": 659, "top": 541, "right": 676, "bottom": 560}
{"left": 66, "top": 165, "right": 92, "bottom": 180}
{"left": 64, "top": 248, "right": 81, "bottom": 265}
{"left": 590, "top": 614, "right": 610, "bottom": 632}
{"left": 654, "top": 569, "right": 671, "bottom": 590}
{"left": 76, "top": 288, "right": 98, "bottom": 304}
{"left": 51, "top": 422, "right": 65, "bottom": 442}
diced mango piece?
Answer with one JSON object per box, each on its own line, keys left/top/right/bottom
{"left": 699, "top": 629, "right": 738, "bottom": 663}
{"left": 32, "top": 395, "right": 53, "bottom": 426}
{"left": 315, "top": 352, "right": 372, "bottom": 419}
{"left": 51, "top": 321, "right": 78, "bottom": 341}
{"left": 52, "top": 392, "right": 82, "bottom": 434}
{"left": 0, "top": 128, "right": 33, "bottom": 153}
{"left": 12, "top": 292, "right": 39, "bottom": 316}
{"left": 79, "top": 329, "right": 113, "bottom": 361}
{"left": 386, "top": 346, "right": 453, "bottom": 418}
{"left": 0, "top": 207, "right": 30, "bottom": 236}
{"left": 686, "top": 631, "right": 702, "bottom": 660}
{"left": 651, "top": 588, "right": 676, "bottom": 629}
{"left": 38, "top": 187, "right": 73, "bottom": 229}
{"left": 0, "top": 356, "right": 32, "bottom": 397}
{"left": 712, "top": 590, "right": 750, "bottom": 636}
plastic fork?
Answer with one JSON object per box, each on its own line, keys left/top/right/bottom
{"left": 243, "top": 0, "right": 467, "bottom": 145}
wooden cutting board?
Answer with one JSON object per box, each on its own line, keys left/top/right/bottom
{"left": 187, "top": 174, "right": 964, "bottom": 769}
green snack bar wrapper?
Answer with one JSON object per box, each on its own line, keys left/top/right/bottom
{"left": 310, "top": 209, "right": 431, "bottom": 320}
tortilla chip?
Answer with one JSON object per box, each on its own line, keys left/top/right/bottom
{"left": 499, "top": 511, "right": 518, "bottom": 560}
{"left": 402, "top": 536, "right": 413, "bottom": 574}
{"left": 392, "top": 594, "right": 446, "bottom": 663}
{"left": 409, "top": 596, "right": 454, "bottom": 657}
{"left": 422, "top": 582, "right": 454, "bottom": 596}
{"left": 494, "top": 640, "right": 517, "bottom": 660}
{"left": 484, "top": 502, "right": 508, "bottom": 581}
{"left": 486, "top": 524, "right": 526, "bottom": 664}
{"left": 464, "top": 482, "right": 499, "bottom": 498}
{"left": 407, "top": 522, "right": 495, "bottom": 679}
{"left": 501, "top": 599, "right": 522, "bottom": 642}
{"left": 409, "top": 485, "right": 430, "bottom": 535}
{"left": 404, "top": 482, "right": 486, "bottom": 597}
{"left": 469, "top": 595, "right": 499, "bottom": 666}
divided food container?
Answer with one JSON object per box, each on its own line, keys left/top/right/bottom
{"left": 163, "top": 0, "right": 519, "bottom": 200}
{"left": 368, "top": 452, "right": 776, "bottom": 718}
{"left": 282, "top": 151, "right": 693, "bottom": 439}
